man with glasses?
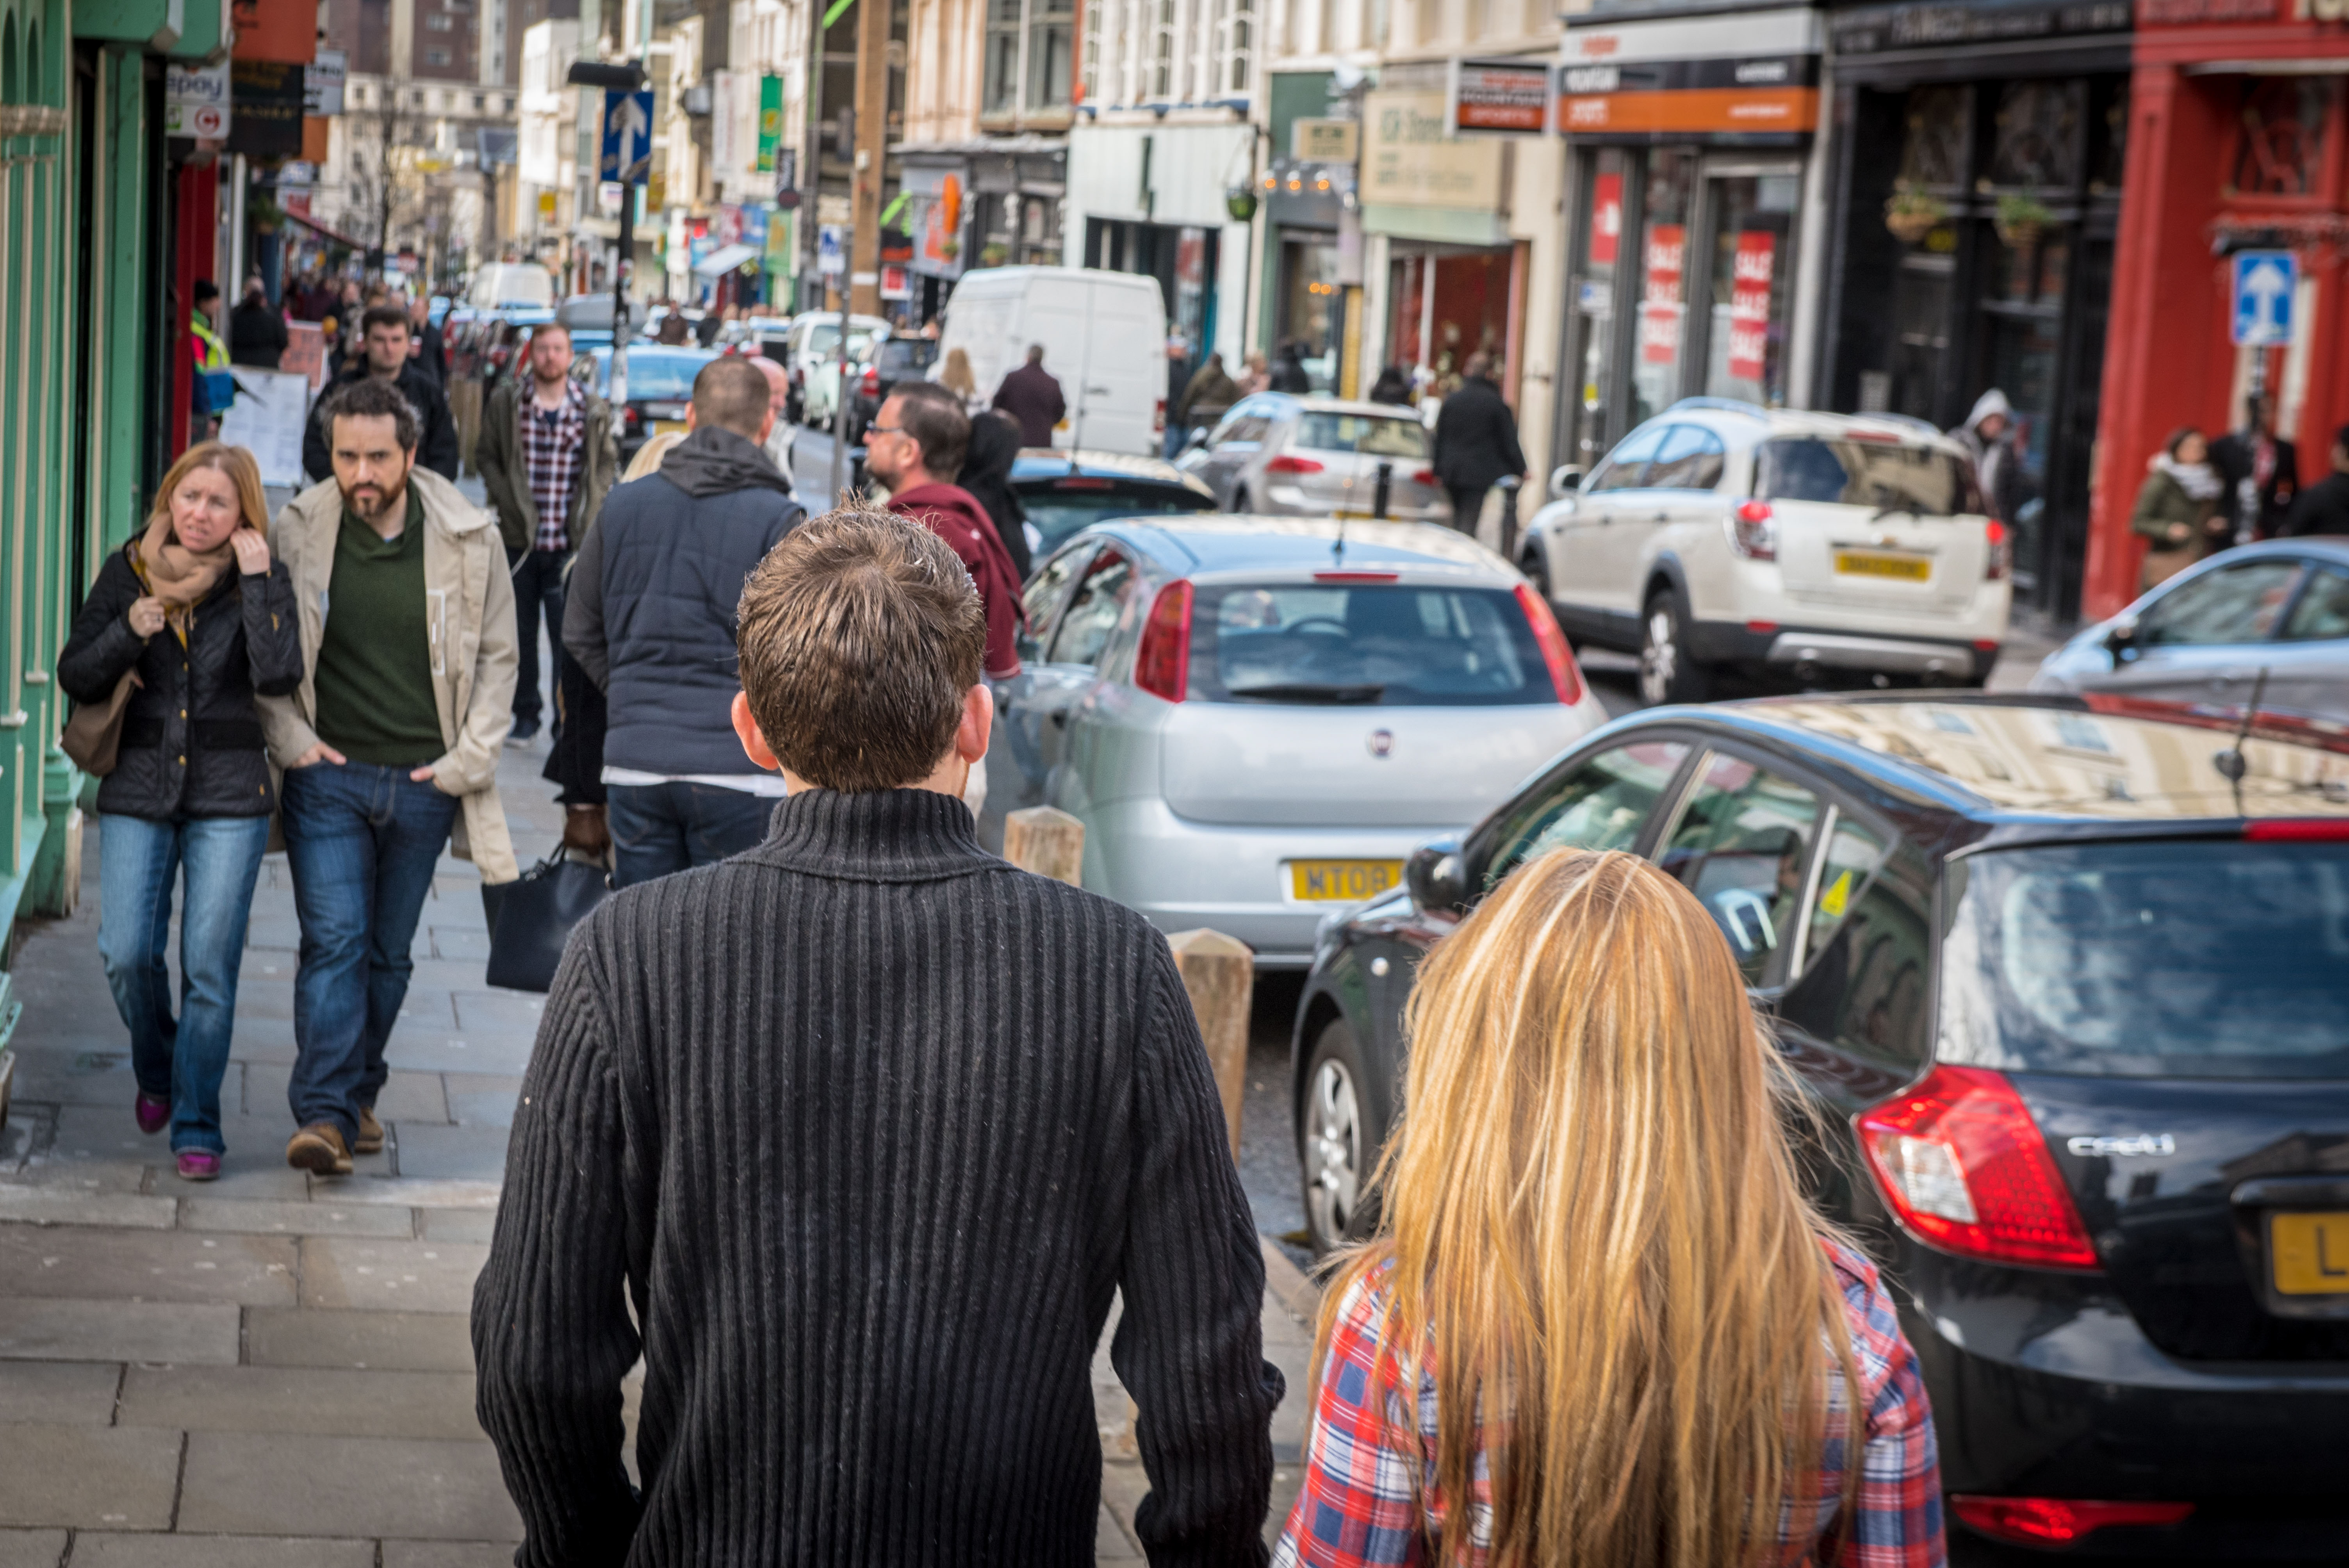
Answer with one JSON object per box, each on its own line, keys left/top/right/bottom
{"left": 867, "top": 384, "right": 1025, "bottom": 682}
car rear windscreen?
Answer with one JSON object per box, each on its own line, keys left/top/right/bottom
{"left": 1191, "top": 584, "right": 1552, "bottom": 706}
{"left": 1018, "top": 490, "right": 1215, "bottom": 557}
{"left": 600, "top": 355, "right": 703, "bottom": 401}
{"left": 1754, "top": 438, "right": 1981, "bottom": 517}
{"left": 880, "top": 340, "right": 938, "bottom": 374}
{"left": 1939, "top": 840, "right": 2349, "bottom": 1078}
{"left": 1294, "top": 413, "right": 1430, "bottom": 459}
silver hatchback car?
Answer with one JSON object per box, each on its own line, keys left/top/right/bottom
{"left": 978, "top": 516, "right": 1613, "bottom": 964}
{"left": 1177, "top": 395, "right": 1451, "bottom": 525}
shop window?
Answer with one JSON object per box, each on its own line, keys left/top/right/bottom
{"left": 2228, "top": 78, "right": 2336, "bottom": 199}
{"left": 2089, "top": 77, "right": 2128, "bottom": 197}
{"left": 1568, "top": 148, "right": 1628, "bottom": 469}
{"left": 984, "top": 0, "right": 1021, "bottom": 115}
{"left": 1990, "top": 80, "right": 2083, "bottom": 192}
{"left": 1899, "top": 85, "right": 1969, "bottom": 191}
{"left": 1632, "top": 148, "right": 1696, "bottom": 428}
{"left": 1703, "top": 172, "right": 1798, "bottom": 408}
{"left": 1281, "top": 240, "right": 1341, "bottom": 393}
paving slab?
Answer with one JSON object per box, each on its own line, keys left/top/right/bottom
{"left": 47, "top": 1109, "right": 354, "bottom": 1174}
{"left": 64, "top": 1536, "right": 377, "bottom": 1568}
{"left": 442, "top": 1075, "right": 524, "bottom": 1130}
{"left": 0, "top": 1226, "right": 296, "bottom": 1306}
{"left": 0, "top": 1185, "right": 177, "bottom": 1230}
{"left": 178, "top": 1166, "right": 314, "bottom": 1203}
{"left": 243, "top": 1308, "right": 476, "bottom": 1373}
{"left": 7, "top": 1052, "right": 191, "bottom": 1109}
{"left": 417, "top": 1210, "right": 497, "bottom": 1244}
{"left": 306, "top": 1177, "right": 500, "bottom": 1211}
{"left": 381, "top": 1033, "right": 534, "bottom": 1078}
{"left": 175, "top": 1434, "right": 522, "bottom": 1541}
{"left": 242, "top": 1066, "right": 451, "bottom": 1127}
{"left": 449, "top": 992, "right": 544, "bottom": 1035}
{"left": 0, "top": 1530, "right": 66, "bottom": 1568}
{"left": 429, "top": 928, "right": 492, "bottom": 963}
{"left": 178, "top": 1198, "right": 417, "bottom": 1239}
{"left": 0, "top": 1423, "right": 182, "bottom": 1529}
{"left": 299, "top": 1238, "right": 489, "bottom": 1315}
{"left": 0, "top": 1361, "right": 122, "bottom": 1425}
{"left": 379, "top": 1545, "right": 517, "bottom": 1568}
{"left": 118, "top": 1365, "right": 484, "bottom": 1442}
{"left": 5, "top": 1159, "right": 155, "bottom": 1195}
{"left": 0, "top": 1297, "right": 240, "bottom": 1365}
{"left": 389, "top": 1125, "right": 512, "bottom": 1182}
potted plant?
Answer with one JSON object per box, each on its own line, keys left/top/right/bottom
{"left": 1884, "top": 184, "right": 1947, "bottom": 245}
{"left": 1994, "top": 190, "right": 2056, "bottom": 252}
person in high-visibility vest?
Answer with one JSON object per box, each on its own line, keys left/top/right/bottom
{"left": 189, "top": 279, "right": 231, "bottom": 441}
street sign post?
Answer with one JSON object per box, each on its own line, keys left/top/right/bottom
{"left": 817, "top": 224, "right": 845, "bottom": 276}
{"left": 2231, "top": 250, "right": 2296, "bottom": 346}
{"left": 599, "top": 89, "right": 655, "bottom": 186}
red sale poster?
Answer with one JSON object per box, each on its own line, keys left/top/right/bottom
{"left": 1590, "top": 173, "right": 1623, "bottom": 266}
{"left": 1725, "top": 230, "right": 1775, "bottom": 384}
{"left": 1639, "top": 223, "right": 1684, "bottom": 365}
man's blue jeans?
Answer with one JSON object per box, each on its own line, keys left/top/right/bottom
{"left": 280, "top": 761, "right": 458, "bottom": 1143}
{"left": 608, "top": 781, "right": 775, "bottom": 888}
{"left": 96, "top": 812, "right": 272, "bottom": 1155}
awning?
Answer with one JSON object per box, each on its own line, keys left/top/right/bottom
{"left": 280, "top": 208, "right": 368, "bottom": 251}
{"left": 692, "top": 242, "right": 759, "bottom": 277}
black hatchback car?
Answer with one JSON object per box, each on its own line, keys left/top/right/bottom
{"left": 1294, "top": 693, "right": 2349, "bottom": 1563}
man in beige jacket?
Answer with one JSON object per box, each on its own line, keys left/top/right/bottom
{"left": 260, "top": 376, "right": 519, "bottom": 1176}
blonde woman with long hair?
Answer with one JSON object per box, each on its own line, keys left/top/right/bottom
{"left": 939, "top": 346, "right": 986, "bottom": 415}
{"left": 1275, "top": 850, "right": 1943, "bottom": 1568}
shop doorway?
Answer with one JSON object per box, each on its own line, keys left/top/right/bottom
{"left": 1386, "top": 247, "right": 1515, "bottom": 399}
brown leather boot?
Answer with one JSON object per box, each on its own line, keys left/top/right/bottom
{"left": 354, "top": 1105, "right": 385, "bottom": 1155}
{"left": 285, "top": 1122, "right": 353, "bottom": 1176}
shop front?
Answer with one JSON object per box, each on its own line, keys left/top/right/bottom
{"left": 1819, "top": 0, "right": 2132, "bottom": 620}
{"left": 1260, "top": 153, "right": 1349, "bottom": 392}
{"left": 1064, "top": 117, "right": 1256, "bottom": 378}
{"left": 2089, "top": 0, "right": 2349, "bottom": 619}
{"left": 1556, "top": 6, "right": 1826, "bottom": 476}
{"left": 902, "top": 157, "right": 972, "bottom": 325}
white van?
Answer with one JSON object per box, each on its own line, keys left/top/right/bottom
{"left": 467, "top": 263, "right": 556, "bottom": 311}
{"left": 936, "top": 267, "right": 1166, "bottom": 456}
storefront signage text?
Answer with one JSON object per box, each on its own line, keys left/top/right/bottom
{"left": 2139, "top": 0, "right": 2281, "bottom": 18}
{"left": 1831, "top": 0, "right": 2132, "bottom": 53}
{"left": 1362, "top": 90, "right": 1505, "bottom": 211}
{"left": 1640, "top": 225, "right": 1685, "bottom": 364}
{"left": 1293, "top": 118, "right": 1361, "bottom": 161}
{"left": 1553, "top": 55, "right": 1819, "bottom": 134}
{"left": 1726, "top": 232, "right": 1775, "bottom": 383}
{"left": 1450, "top": 58, "right": 1553, "bottom": 135}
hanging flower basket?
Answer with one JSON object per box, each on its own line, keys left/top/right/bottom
{"left": 1884, "top": 186, "right": 1947, "bottom": 246}
{"left": 1993, "top": 191, "right": 2057, "bottom": 252}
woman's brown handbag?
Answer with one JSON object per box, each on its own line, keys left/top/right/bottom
{"left": 61, "top": 670, "right": 140, "bottom": 775}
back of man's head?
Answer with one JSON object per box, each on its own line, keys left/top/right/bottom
{"left": 890, "top": 384, "right": 971, "bottom": 481}
{"left": 1464, "top": 351, "right": 1494, "bottom": 381}
{"left": 692, "top": 354, "right": 774, "bottom": 439}
{"left": 1025, "top": 344, "right": 1045, "bottom": 366}
{"left": 736, "top": 508, "right": 986, "bottom": 791}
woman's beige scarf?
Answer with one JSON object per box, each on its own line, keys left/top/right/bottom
{"left": 133, "top": 510, "right": 244, "bottom": 642}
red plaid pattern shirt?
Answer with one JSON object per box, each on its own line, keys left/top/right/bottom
{"left": 519, "top": 379, "right": 587, "bottom": 552}
{"left": 1273, "top": 1242, "right": 1945, "bottom": 1568}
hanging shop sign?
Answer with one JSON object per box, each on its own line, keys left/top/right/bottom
{"left": 227, "top": 60, "right": 305, "bottom": 157}
{"left": 165, "top": 62, "right": 230, "bottom": 139}
{"left": 1559, "top": 7, "right": 1822, "bottom": 136}
{"left": 1292, "top": 118, "right": 1361, "bottom": 161}
{"left": 757, "top": 75, "right": 784, "bottom": 173}
{"left": 303, "top": 49, "right": 345, "bottom": 116}
{"left": 1449, "top": 58, "right": 1553, "bottom": 135}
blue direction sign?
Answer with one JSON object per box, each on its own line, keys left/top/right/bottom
{"left": 600, "top": 89, "right": 654, "bottom": 185}
{"left": 2232, "top": 249, "right": 2296, "bottom": 346}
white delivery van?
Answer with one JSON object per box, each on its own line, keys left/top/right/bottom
{"left": 936, "top": 266, "right": 1166, "bottom": 456}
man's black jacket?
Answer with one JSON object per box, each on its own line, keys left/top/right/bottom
{"left": 1433, "top": 373, "right": 1527, "bottom": 493}
{"left": 303, "top": 363, "right": 461, "bottom": 482}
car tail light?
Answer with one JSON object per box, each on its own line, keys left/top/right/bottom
{"left": 859, "top": 366, "right": 879, "bottom": 396}
{"left": 1264, "top": 454, "right": 1324, "bottom": 475}
{"left": 1513, "top": 582, "right": 1585, "bottom": 706}
{"left": 623, "top": 406, "right": 641, "bottom": 426}
{"left": 1857, "top": 1064, "right": 2100, "bottom": 1272}
{"left": 1135, "top": 580, "right": 1192, "bottom": 703}
{"left": 1985, "top": 519, "right": 2011, "bottom": 581}
{"left": 1412, "top": 467, "right": 1438, "bottom": 486}
{"left": 1728, "top": 499, "right": 1776, "bottom": 561}
{"left": 1951, "top": 1497, "right": 2194, "bottom": 1547}
{"left": 1314, "top": 570, "right": 1401, "bottom": 583}
{"left": 2246, "top": 819, "right": 2349, "bottom": 841}
{"left": 1154, "top": 397, "right": 1167, "bottom": 435}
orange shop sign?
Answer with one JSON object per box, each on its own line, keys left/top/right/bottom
{"left": 1558, "top": 85, "right": 1818, "bottom": 134}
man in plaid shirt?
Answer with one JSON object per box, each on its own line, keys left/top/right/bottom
{"left": 474, "top": 320, "right": 618, "bottom": 743}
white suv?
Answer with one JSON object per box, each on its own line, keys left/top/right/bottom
{"left": 1520, "top": 400, "right": 2012, "bottom": 705}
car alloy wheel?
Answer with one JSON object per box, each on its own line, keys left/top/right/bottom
{"left": 1639, "top": 589, "right": 1709, "bottom": 706}
{"left": 1305, "top": 1056, "right": 1363, "bottom": 1253}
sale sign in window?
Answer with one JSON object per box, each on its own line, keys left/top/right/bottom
{"left": 1639, "top": 224, "right": 1685, "bottom": 366}
{"left": 1726, "top": 231, "right": 1776, "bottom": 385}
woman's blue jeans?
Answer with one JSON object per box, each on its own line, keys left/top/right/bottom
{"left": 96, "top": 812, "right": 272, "bottom": 1155}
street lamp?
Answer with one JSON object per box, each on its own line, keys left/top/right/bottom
{"left": 567, "top": 59, "right": 649, "bottom": 402}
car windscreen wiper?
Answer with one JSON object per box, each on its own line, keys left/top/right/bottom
{"left": 1224, "top": 682, "right": 1387, "bottom": 704}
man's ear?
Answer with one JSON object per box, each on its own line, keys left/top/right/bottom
{"left": 758, "top": 407, "right": 778, "bottom": 444}
{"left": 955, "top": 682, "right": 994, "bottom": 764}
{"left": 731, "top": 690, "right": 781, "bottom": 771}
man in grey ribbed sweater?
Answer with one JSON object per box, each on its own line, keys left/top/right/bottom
{"left": 474, "top": 508, "right": 1283, "bottom": 1566}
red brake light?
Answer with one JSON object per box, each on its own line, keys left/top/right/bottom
{"left": 1951, "top": 1497, "right": 2193, "bottom": 1547}
{"left": 1052, "top": 476, "right": 1116, "bottom": 491}
{"left": 1513, "top": 582, "right": 1585, "bottom": 706}
{"left": 1313, "top": 570, "right": 1400, "bottom": 583}
{"left": 1985, "top": 518, "right": 2011, "bottom": 581}
{"left": 1857, "top": 1064, "right": 2100, "bottom": 1272}
{"left": 1153, "top": 397, "right": 1166, "bottom": 435}
{"left": 859, "top": 366, "right": 879, "bottom": 395}
{"left": 623, "top": 406, "right": 641, "bottom": 426}
{"left": 1265, "top": 454, "right": 1324, "bottom": 475}
{"left": 1135, "top": 580, "right": 1192, "bottom": 703}
{"left": 1729, "top": 499, "right": 1776, "bottom": 560}
{"left": 1412, "top": 467, "right": 1438, "bottom": 486}
{"left": 1844, "top": 428, "right": 1900, "bottom": 443}
{"left": 2246, "top": 819, "right": 2349, "bottom": 841}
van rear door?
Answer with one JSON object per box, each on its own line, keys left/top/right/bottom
{"left": 1073, "top": 277, "right": 1164, "bottom": 456}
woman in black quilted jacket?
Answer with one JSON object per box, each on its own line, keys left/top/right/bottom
{"left": 58, "top": 442, "right": 302, "bottom": 1182}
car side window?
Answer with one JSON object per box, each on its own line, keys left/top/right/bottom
{"left": 1213, "top": 405, "right": 1271, "bottom": 449}
{"left": 1584, "top": 426, "right": 1668, "bottom": 493}
{"left": 1021, "top": 545, "right": 1094, "bottom": 657}
{"left": 1481, "top": 740, "right": 1693, "bottom": 887}
{"left": 2138, "top": 559, "right": 2305, "bottom": 648}
{"left": 1778, "top": 817, "right": 1932, "bottom": 1072}
{"left": 1048, "top": 551, "right": 1136, "bottom": 669}
{"left": 1645, "top": 425, "right": 1727, "bottom": 491}
{"left": 2283, "top": 564, "right": 2349, "bottom": 641}
{"left": 1657, "top": 752, "right": 1824, "bottom": 987}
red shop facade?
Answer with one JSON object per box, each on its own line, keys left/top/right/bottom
{"left": 2090, "top": 0, "right": 2349, "bottom": 619}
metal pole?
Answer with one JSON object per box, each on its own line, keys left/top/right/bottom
{"left": 612, "top": 181, "right": 633, "bottom": 406}
{"left": 1373, "top": 459, "right": 1391, "bottom": 520}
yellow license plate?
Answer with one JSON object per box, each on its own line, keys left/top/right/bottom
{"left": 652, "top": 420, "right": 690, "bottom": 438}
{"left": 1834, "top": 550, "right": 1932, "bottom": 581}
{"left": 1289, "top": 859, "right": 1404, "bottom": 902}
{"left": 2269, "top": 1211, "right": 2349, "bottom": 1295}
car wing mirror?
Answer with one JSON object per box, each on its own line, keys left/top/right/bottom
{"left": 1549, "top": 464, "right": 1586, "bottom": 501}
{"left": 1178, "top": 427, "right": 1210, "bottom": 456}
{"left": 1406, "top": 836, "right": 1468, "bottom": 916}
{"left": 2104, "top": 615, "right": 2139, "bottom": 656}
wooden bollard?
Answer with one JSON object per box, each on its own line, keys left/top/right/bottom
{"left": 1002, "top": 805, "right": 1084, "bottom": 886}
{"left": 1166, "top": 928, "right": 1252, "bottom": 1158}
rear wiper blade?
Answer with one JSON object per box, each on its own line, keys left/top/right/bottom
{"left": 1224, "top": 682, "right": 1386, "bottom": 704}
{"left": 1870, "top": 502, "right": 1920, "bottom": 522}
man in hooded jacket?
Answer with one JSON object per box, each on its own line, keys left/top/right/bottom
{"left": 562, "top": 355, "right": 806, "bottom": 886}
{"left": 1952, "top": 388, "right": 2026, "bottom": 524}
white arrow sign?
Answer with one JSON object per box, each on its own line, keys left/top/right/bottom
{"left": 2233, "top": 250, "right": 2297, "bottom": 346}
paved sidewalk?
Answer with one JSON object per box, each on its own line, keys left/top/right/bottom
{"left": 0, "top": 735, "right": 1312, "bottom": 1563}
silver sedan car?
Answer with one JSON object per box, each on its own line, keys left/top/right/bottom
{"left": 978, "top": 516, "right": 1614, "bottom": 964}
{"left": 1176, "top": 395, "right": 1451, "bottom": 525}
{"left": 2029, "top": 538, "right": 2349, "bottom": 723}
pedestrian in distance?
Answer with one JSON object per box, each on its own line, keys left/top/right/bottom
{"left": 2210, "top": 393, "right": 2299, "bottom": 543}
{"left": 1275, "top": 848, "right": 1944, "bottom": 1568}
{"left": 187, "top": 279, "right": 231, "bottom": 444}
{"left": 1174, "top": 349, "right": 1240, "bottom": 443}
{"left": 1950, "top": 388, "right": 2024, "bottom": 526}
{"left": 1366, "top": 363, "right": 1413, "bottom": 407}
{"left": 1431, "top": 351, "right": 1526, "bottom": 541}
{"left": 1268, "top": 339, "right": 1313, "bottom": 394}
{"left": 2280, "top": 423, "right": 2349, "bottom": 537}
{"left": 747, "top": 352, "right": 798, "bottom": 488}
{"left": 1240, "top": 350, "right": 1271, "bottom": 396}
{"left": 406, "top": 291, "right": 448, "bottom": 388}
{"left": 957, "top": 406, "right": 1034, "bottom": 579}
{"left": 654, "top": 310, "right": 692, "bottom": 346}
{"left": 991, "top": 341, "right": 1067, "bottom": 447}
{"left": 228, "top": 275, "right": 288, "bottom": 370}
{"left": 562, "top": 355, "right": 805, "bottom": 888}
{"left": 475, "top": 506, "right": 1284, "bottom": 1566}
{"left": 261, "top": 376, "right": 520, "bottom": 1177}
{"left": 939, "top": 344, "right": 987, "bottom": 416}
{"left": 472, "top": 320, "right": 619, "bottom": 745}
{"left": 2131, "top": 426, "right": 2230, "bottom": 591}
{"left": 870, "top": 383, "right": 1026, "bottom": 682}
{"left": 57, "top": 443, "right": 303, "bottom": 1183}
{"left": 302, "top": 304, "right": 462, "bottom": 485}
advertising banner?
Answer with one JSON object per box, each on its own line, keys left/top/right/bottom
{"left": 1639, "top": 224, "right": 1684, "bottom": 365}
{"left": 1449, "top": 58, "right": 1551, "bottom": 134}
{"left": 757, "top": 76, "right": 783, "bottom": 173}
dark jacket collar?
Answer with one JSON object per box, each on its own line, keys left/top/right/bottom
{"left": 660, "top": 425, "right": 794, "bottom": 499}
{"left": 751, "top": 786, "right": 995, "bottom": 883}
